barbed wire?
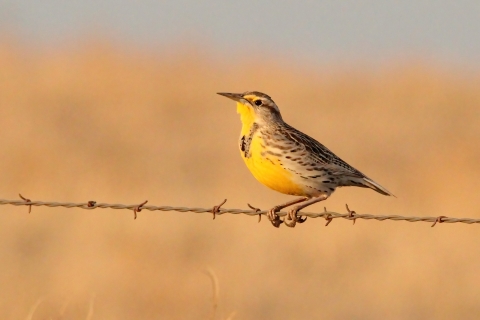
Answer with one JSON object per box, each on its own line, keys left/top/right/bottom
{"left": 1, "top": 194, "right": 479, "bottom": 227}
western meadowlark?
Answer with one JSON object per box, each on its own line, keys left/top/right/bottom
{"left": 217, "top": 91, "right": 393, "bottom": 228}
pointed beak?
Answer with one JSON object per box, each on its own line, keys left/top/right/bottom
{"left": 217, "top": 92, "right": 244, "bottom": 103}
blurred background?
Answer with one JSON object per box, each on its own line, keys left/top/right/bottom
{"left": 0, "top": 1, "right": 480, "bottom": 319}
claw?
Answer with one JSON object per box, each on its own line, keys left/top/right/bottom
{"left": 267, "top": 207, "right": 283, "bottom": 228}
{"left": 297, "top": 216, "right": 307, "bottom": 223}
{"left": 284, "top": 208, "right": 307, "bottom": 228}
{"left": 284, "top": 209, "right": 300, "bottom": 228}
{"left": 271, "top": 217, "right": 283, "bottom": 228}
{"left": 284, "top": 219, "right": 296, "bottom": 228}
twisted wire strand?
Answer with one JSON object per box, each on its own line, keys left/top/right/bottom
{"left": 1, "top": 196, "right": 479, "bottom": 226}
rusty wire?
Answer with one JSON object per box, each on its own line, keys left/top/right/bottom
{"left": 0, "top": 195, "right": 478, "bottom": 227}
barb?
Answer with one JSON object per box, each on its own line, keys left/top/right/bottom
{"left": 133, "top": 200, "right": 148, "bottom": 220}
{"left": 211, "top": 199, "right": 227, "bottom": 220}
{"left": 247, "top": 203, "right": 262, "bottom": 223}
{"left": 346, "top": 203, "right": 357, "bottom": 225}
{"left": 19, "top": 194, "right": 32, "bottom": 213}
{"left": 0, "top": 197, "right": 479, "bottom": 226}
{"left": 324, "top": 207, "right": 333, "bottom": 226}
{"left": 431, "top": 215, "right": 446, "bottom": 227}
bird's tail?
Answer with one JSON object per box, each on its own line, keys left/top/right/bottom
{"left": 362, "top": 177, "right": 395, "bottom": 197}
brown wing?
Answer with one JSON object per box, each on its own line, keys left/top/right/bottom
{"left": 278, "top": 123, "right": 366, "bottom": 177}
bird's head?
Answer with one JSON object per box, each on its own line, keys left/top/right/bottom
{"left": 217, "top": 91, "right": 283, "bottom": 125}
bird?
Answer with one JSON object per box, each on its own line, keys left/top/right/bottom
{"left": 217, "top": 91, "right": 394, "bottom": 228}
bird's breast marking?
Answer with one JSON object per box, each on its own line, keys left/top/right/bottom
{"left": 239, "top": 122, "right": 259, "bottom": 158}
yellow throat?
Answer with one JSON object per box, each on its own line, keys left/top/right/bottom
{"left": 236, "top": 102, "right": 255, "bottom": 136}
{"left": 235, "top": 102, "right": 305, "bottom": 196}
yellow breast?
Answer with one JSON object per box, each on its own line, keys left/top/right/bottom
{"left": 237, "top": 102, "right": 305, "bottom": 196}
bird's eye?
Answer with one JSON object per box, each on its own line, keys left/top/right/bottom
{"left": 254, "top": 100, "right": 263, "bottom": 106}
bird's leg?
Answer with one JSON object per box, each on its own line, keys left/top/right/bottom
{"left": 268, "top": 197, "right": 308, "bottom": 228}
{"left": 285, "top": 194, "right": 328, "bottom": 228}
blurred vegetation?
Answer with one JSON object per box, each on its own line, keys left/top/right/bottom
{"left": 0, "top": 39, "right": 479, "bottom": 319}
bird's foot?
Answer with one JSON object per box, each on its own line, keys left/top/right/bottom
{"left": 284, "top": 208, "right": 307, "bottom": 228}
{"left": 267, "top": 206, "right": 283, "bottom": 228}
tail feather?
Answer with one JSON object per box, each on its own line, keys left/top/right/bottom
{"left": 362, "top": 177, "right": 395, "bottom": 197}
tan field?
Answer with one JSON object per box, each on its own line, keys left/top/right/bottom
{"left": 0, "top": 39, "right": 479, "bottom": 319}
